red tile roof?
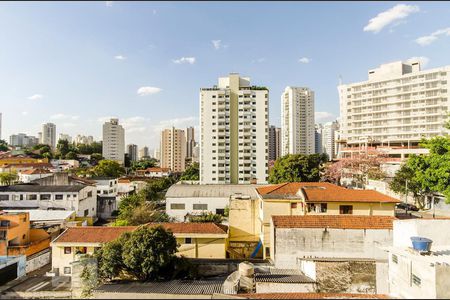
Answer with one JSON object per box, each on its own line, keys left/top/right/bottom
{"left": 272, "top": 215, "right": 395, "bottom": 230}
{"left": 146, "top": 222, "right": 228, "bottom": 235}
{"left": 52, "top": 223, "right": 228, "bottom": 244}
{"left": 145, "top": 167, "right": 171, "bottom": 172}
{"left": 2, "top": 163, "right": 53, "bottom": 169}
{"left": 20, "top": 169, "right": 52, "bottom": 175}
{"left": 257, "top": 182, "right": 399, "bottom": 203}
{"left": 238, "top": 293, "right": 389, "bottom": 299}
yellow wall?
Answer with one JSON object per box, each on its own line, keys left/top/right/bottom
{"left": 0, "top": 212, "right": 30, "bottom": 256}
{"left": 306, "top": 202, "right": 396, "bottom": 216}
{"left": 0, "top": 157, "right": 48, "bottom": 166}
{"left": 228, "top": 199, "right": 259, "bottom": 242}
{"left": 51, "top": 245, "right": 97, "bottom": 275}
{"left": 176, "top": 237, "right": 226, "bottom": 259}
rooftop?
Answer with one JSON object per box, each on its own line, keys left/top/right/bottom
{"left": 257, "top": 182, "right": 399, "bottom": 203}
{"left": 272, "top": 215, "right": 395, "bottom": 230}
{"left": 236, "top": 293, "right": 389, "bottom": 299}
{"left": 388, "top": 245, "right": 450, "bottom": 264}
{"left": 4, "top": 209, "right": 75, "bottom": 222}
{"left": 0, "top": 184, "right": 86, "bottom": 193}
{"left": 166, "top": 184, "right": 260, "bottom": 199}
{"left": 20, "top": 169, "right": 52, "bottom": 175}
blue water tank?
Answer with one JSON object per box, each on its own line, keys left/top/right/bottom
{"left": 410, "top": 236, "right": 433, "bottom": 252}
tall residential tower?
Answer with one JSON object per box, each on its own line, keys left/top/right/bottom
{"left": 200, "top": 73, "right": 269, "bottom": 184}
{"left": 102, "top": 118, "right": 125, "bottom": 164}
{"left": 42, "top": 123, "right": 57, "bottom": 149}
{"left": 160, "top": 127, "right": 186, "bottom": 173}
{"left": 281, "top": 87, "right": 315, "bottom": 156}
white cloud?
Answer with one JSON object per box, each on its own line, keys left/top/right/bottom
{"left": 363, "top": 4, "right": 420, "bottom": 33}
{"left": 114, "top": 55, "right": 126, "bottom": 60}
{"left": 298, "top": 57, "right": 310, "bottom": 64}
{"left": 212, "top": 40, "right": 222, "bottom": 50}
{"left": 97, "top": 116, "right": 117, "bottom": 123}
{"left": 50, "top": 113, "right": 79, "bottom": 121}
{"left": 62, "top": 123, "right": 76, "bottom": 128}
{"left": 315, "top": 112, "right": 335, "bottom": 122}
{"left": 172, "top": 57, "right": 196, "bottom": 64}
{"left": 406, "top": 56, "right": 430, "bottom": 68}
{"left": 152, "top": 116, "right": 198, "bottom": 134}
{"left": 105, "top": 1, "right": 113, "bottom": 7}
{"left": 415, "top": 27, "right": 450, "bottom": 46}
{"left": 28, "top": 94, "right": 43, "bottom": 100}
{"left": 137, "top": 86, "right": 162, "bottom": 96}
{"left": 21, "top": 111, "right": 28, "bottom": 116}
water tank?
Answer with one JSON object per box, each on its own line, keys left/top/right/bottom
{"left": 410, "top": 236, "right": 433, "bottom": 252}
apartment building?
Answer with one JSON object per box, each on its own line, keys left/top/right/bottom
{"left": 338, "top": 60, "right": 450, "bottom": 154}
{"left": 139, "top": 146, "right": 149, "bottom": 160}
{"left": 186, "top": 126, "right": 195, "bottom": 159}
{"left": 9, "top": 134, "right": 39, "bottom": 148}
{"left": 281, "top": 87, "right": 315, "bottom": 156}
{"left": 160, "top": 127, "right": 186, "bottom": 173}
{"left": 321, "top": 120, "right": 339, "bottom": 160}
{"left": 74, "top": 135, "right": 94, "bottom": 145}
{"left": 268, "top": 125, "right": 281, "bottom": 162}
{"left": 58, "top": 134, "right": 72, "bottom": 143}
{"left": 127, "top": 144, "right": 138, "bottom": 162}
{"left": 200, "top": 73, "right": 269, "bottom": 184}
{"left": 41, "top": 123, "right": 56, "bottom": 149}
{"left": 102, "top": 118, "right": 125, "bottom": 164}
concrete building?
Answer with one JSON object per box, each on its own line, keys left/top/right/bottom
{"left": 186, "top": 126, "right": 195, "bottom": 159}
{"left": 50, "top": 223, "right": 228, "bottom": 276}
{"left": 314, "top": 124, "right": 323, "bottom": 154}
{"left": 200, "top": 73, "right": 269, "bottom": 184}
{"left": 321, "top": 121, "right": 339, "bottom": 160}
{"left": 138, "top": 146, "right": 149, "bottom": 160}
{"left": 9, "top": 134, "right": 39, "bottom": 148}
{"left": 102, "top": 118, "right": 125, "bottom": 165}
{"left": 268, "top": 126, "right": 281, "bottom": 162}
{"left": 165, "top": 184, "right": 259, "bottom": 222}
{"left": 281, "top": 87, "right": 315, "bottom": 156}
{"left": 160, "top": 127, "right": 186, "bottom": 173}
{"left": 74, "top": 135, "right": 94, "bottom": 145}
{"left": 92, "top": 177, "right": 118, "bottom": 220}
{"left": 153, "top": 148, "right": 160, "bottom": 162}
{"left": 386, "top": 219, "right": 450, "bottom": 299}
{"left": 18, "top": 169, "right": 53, "bottom": 183}
{"left": 58, "top": 134, "right": 72, "bottom": 143}
{"left": 338, "top": 59, "right": 450, "bottom": 156}
{"left": 41, "top": 123, "right": 56, "bottom": 149}
{"left": 192, "top": 143, "right": 199, "bottom": 163}
{"left": 127, "top": 144, "right": 138, "bottom": 162}
{"left": 135, "top": 167, "right": 171, "bottom": 178}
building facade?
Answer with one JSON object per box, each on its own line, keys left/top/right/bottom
{"left": 160, "top": 127, "right": 186, "bottom": 173}
{"left": 281, "top": 87, "right": 315, "bottom": 156}
{"left": 9, "top": 134, "right": 39, "bottom": 148}
{"left": 314, "top": 124, "right": 323, "bottom": 154}
{"left": 139, "top": 146, "right": 149, "bottom": 160}
{"left": 58, "top": 134, "right": 72, "bottom": 143}
{"left": 41, "top": 123, "right": 56, "bottom": 149}
{"left": 185, "top": 126, "right": 195, "bottom": 160}
{"left": 74, "top": 135, "right": 94, "bottom": 145}
{"left": 102, "top": 118, "right": 125, "bottom": 165}
{"left": 338, "top": 60, "right": 450, "bottom": 152}
{"left": 268, "top": 125, "right": 281, "bottom": 162}
{"left": 321, "top": 121, "right": 339, "bottom": 160}
{"left": 127, "top": 144, "right": 138, "bottom": 162}
{"left": 200, "top": 73, "right": 269, "bottom": 184}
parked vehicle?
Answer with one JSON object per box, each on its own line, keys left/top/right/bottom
{"left": 396, "top": 202, "right": 419, "bottom": 212}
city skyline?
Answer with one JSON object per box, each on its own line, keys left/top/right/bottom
{"left": 1, "top": 2, "right": 450, "bottom": 149}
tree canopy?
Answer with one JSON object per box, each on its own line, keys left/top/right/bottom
{"left": 390, "top": 136, "right": 450, "bottom": 205}
{"left": 77, "top": 141, "right": 102, "bottom": 155}
{"left": 0, "top": 172, "right": 18, "bottom": 185}
{"left": 90, "top": 160, "right": 125, "bottom": 178}
{"left": 96, "top": 226, "right": 197, "bottom": 281}
{"left": 0, "top": 140, "right": 8, "bottom": 152}
{"left": 187, "top": 212, "right": 223, "bottom": 223}
{"left": 269, "top": 153, "right": 328, "bottom": 184}
{"left": 131, "top": 158, "right": 157, "bottom": 171}
{"left": 179, "top": 162, "right": 199, "bottom": 181}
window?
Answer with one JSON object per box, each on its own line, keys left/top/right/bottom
{"left": 319, "top": 203, "right": 327, "bottom": 213}
{"left": 185, "top": 238, "right": 192, "bottom": 244}
{"left": 64, "top": 247, "right": 71, "bottom": 254}
{"left": 87, "top": 191, "right": 92, "bottom": 197}
{"left": 27, "top": 194, "right": 37, "bottom": 200}
{"left": 392, "top": 254, "right": 398, "bottom": 264}
{"left": 339, "top": 205, "right": 353, "bottom": 214}
{"left": 193, "top": 204, "right": 208, "bottom": 210}
{"left": 40, "top": 194, "right": 51, "bottom": 200}
{"left": 84, "top": 209, "right": 89, "bottom": 217}
{"left": 216, "top": 209, "right": 225, "bottom": 215}
{"left": 291, "top": 203, "right": 297, "bottom": 209}
{"left": 0, "top": 195, "right": 9, "bottom": 201}
{"left": 64, "top": 267, "right": 71, "bottom": 275}
{"left": 412, "top": 274, "right": 421, "bottom": 286}
{"left": 55, "top": 194, "right": 64, "bottom": 200}
{"left": 170, "top": 203, "right": 185, "bottom": 210}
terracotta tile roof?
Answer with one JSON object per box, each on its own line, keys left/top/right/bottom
{"left": 52, "top": 226, "right": 136, "bottom": 244}
{"left": 272, "top": 215, "right": 395, "bottom": 230}
{"left": 118, "top": 178, "right": 131, "bottom": 183}
{"left": 145, "top": 167, "right": 171, "bottom": 172}
{"left": 20, "top": 169, "right": 52, "bottom": 175}
{"left": 238, "top": 293, "right": 389, "bottom": 299}
{"left": 146, "top": 222, "right": 228, "bottom": 235}
{"left": 2, "top": 163, "right": 53, "bottom": 169}
{"left": 52, "top": 223, "right": 228, "bottom": 244}
{"left": 257, "top": 182, "right": 399, "bottom": 203}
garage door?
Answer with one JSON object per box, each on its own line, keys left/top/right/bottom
{"left": 0, "top": 262, "right": 18, "bottom": 285}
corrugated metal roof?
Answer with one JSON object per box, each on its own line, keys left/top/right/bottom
{"left": 0, "top": 185, "right": 86, "bottom": 192}
{"left": 4, "top": 209, "right": 75, "bottom": 221}
{"left": 165, "top": 184, "right": 260, "bottom": 199}
{"left": 95, "top": 278, "right": 225, "bottom": 295}
{"left": 254, "top": 268, "right": 315, "bottom": 284}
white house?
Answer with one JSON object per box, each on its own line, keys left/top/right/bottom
{"left": 387, "top": 219, "right": 450, "bottom": 299}
{"left": 136, "top": 167, "right": 171, "bottom": 178}
{"left": 165, "top": 184, "right": 259, "bottom": 221}
{"left": 18, "top": 169, "right": 53, "bottom": 183}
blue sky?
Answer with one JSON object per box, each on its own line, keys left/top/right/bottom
{"left": 1, "top": 1, "right": 450, "bottom": 150}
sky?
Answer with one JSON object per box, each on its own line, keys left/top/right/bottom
{"left": 1, "top": 1, "right": 450, "bottom": 151}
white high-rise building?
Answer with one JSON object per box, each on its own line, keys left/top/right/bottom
{"left": 315, "top": 124, "right": 323, "bottom": 154}
{"left": 42, "top": 123, "right": 56, "bottom": 149}
{"left": 59, "top": 133, "right": 72, "bottom": 143}
{"left": 200, "top": 73, "right": 269, "bottom": 184}
{"left": 9, "top": 133, "right": 39, "bottom": 147}
{"left": 321, "top": 121, "right": 339, "bottom": 160}
{"left": 127, "top": 144, "right": 138, "bottom": 162}
{"left": 339, "top": 60, "right": 450, "bottom": 153}
{"left": 102, "top": 118, "right": 125, "bottom": 164}
{"left": 74, "top": 135, "right": 94, "bottom": 145}
{"left": 281, "top": 87, "right": 315, "bottom": 156}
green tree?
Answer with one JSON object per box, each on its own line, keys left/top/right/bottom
{"left": 65, "top": 151, "right": 78, "bottom": 160}
{"left": 131, "top": 158, "right": 157, "bottom": 171}
{"left": 0, "top": 139, "right": 9, "bottom": 152}
{"left": 56, "top": 139, "right": 70, "bottom": 159}
{"left": 0, "top": 172, "right": 18, "bottom": 185}
{"left": 90, "top": 153, "right": 103, "bottom": 165}
{"left": 179, "top": 162, "right": 199, "bottom": 181}
{"left": 269, "top": 153, "right": 328, "bottom": 184}
{"left": 32, "top": 144, "right": 53, "bottom": 159}
{"left": 77, "top": 141, "right": 102, "bottom": 155}
{"left": 91, "top": 160, "right": 125, "bottom": 178}
{"left": 187, "top": 212, "right": 223, "bottom": 223}
{"left": 141, "top": 177, "right": 175, "bottom": 202}
{"left": 96, "top": 234, "right": 129, "bottom": 280}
